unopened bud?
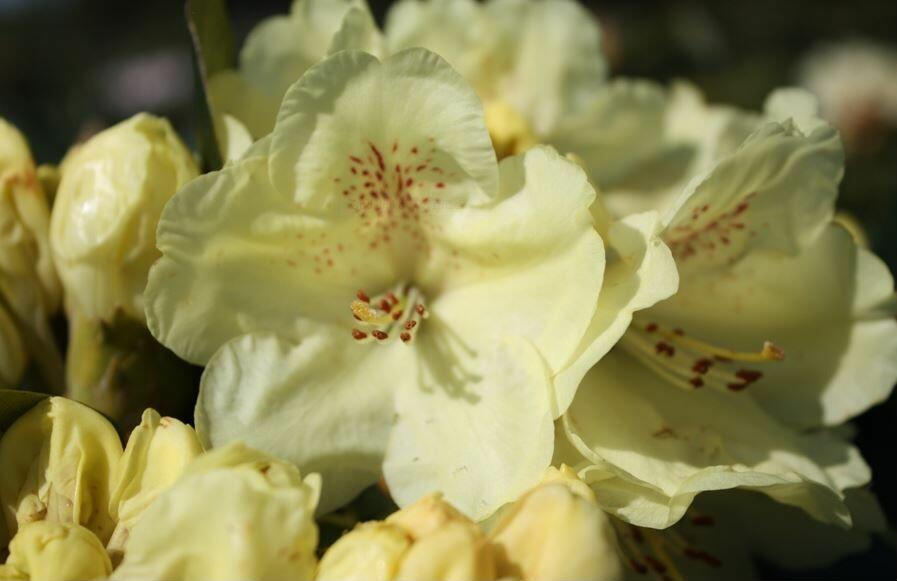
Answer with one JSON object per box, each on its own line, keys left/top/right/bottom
{"left": 106, "top": 409, "right": 203, "bottom": 563}
{"left": 50, "top": 113, "right": 198, "bottom": 323}
{"left": 1, "top": 521, "right": 112, "bottom": 581}
{"left": 0, "top": 397, "right": 121, "bottom": 547}
{"left": 489, "top": 466, "right": 622, "bottom": 581}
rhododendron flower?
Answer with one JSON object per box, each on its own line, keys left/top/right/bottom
{"left": 145, "top": 48, "right": 675, "bottom": 518}
{"left": 558, "top": 96, "right": 897, "bottom": 529}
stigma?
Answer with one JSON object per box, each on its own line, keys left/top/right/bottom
{"left": 623, "top": 319, "right": 784, "bottom": 393}
{"left": 350, "top": 284, "right": 428, "bottom": 345}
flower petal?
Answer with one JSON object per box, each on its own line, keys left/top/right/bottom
{"left": 496, "top": 0, "right": 607, "bottom": 134}
{"left": 425, "top": 147, "right": 604, "bottom": 411}
{"left": 554, "top": 209, "right": 678, "bottom": 415}
{"left": 649, "top": 224, "right": 897, "bottom": 427}
{"left": 563, "top": 349, "right": 861, "bottom": 529}
{"left": 662, "top": 119, "right": 843, "bottom": 273}
{"left": 385, "top": 0, "right": 494, "bottom": 91}
{"left": 145, "top": 151, "right": 396, "bottom": 365}
{"left": 239, "top": 0, "right": 356, "bottom": 102}
{"left": 383, "top": 336, "right": 554, "bottom": 521}
{"left": 270, "top": 48, "right": 498, "bottom": 209}
{"left": 195, "top": 330, "right": 414, "bottom": 513}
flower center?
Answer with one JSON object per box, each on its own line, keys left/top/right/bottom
{"left": 622, "top": 319, "right": 784, "bottom": 392}
{"left": 484, "top": 100, "right": 538, "bottom": 160}
{"left": 349, "top": 284, "right": 429, "bottom": 344}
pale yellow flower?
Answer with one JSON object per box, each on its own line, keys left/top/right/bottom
{"left": 558, "top": 91, "right": 897, "bottom": 529}
{"left": 147, "top": 48, "right": 675, "bottom": 518}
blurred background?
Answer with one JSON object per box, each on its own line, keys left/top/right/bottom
{"left": 2, "top": 0, "right": 895, "bottom": 577}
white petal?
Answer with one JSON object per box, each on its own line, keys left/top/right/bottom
{"left": 662, "top": 119, "right": 843, "bottom": 273}
{"left": 270, "top": 48, "right": 498, "bottom": 208}
{"left": 425, "top": 147, "right": 604, "bottom": 411}
{"left": 384, "top": 0, "right": 494, "bottom": 92}
{"left": 327, "top": 3, "right": 386, "bottom": 58}
{"left": 554, "top": 210, "right": 678, "bottom": 415}
{"left": 145, "top": 152, "right": 395, "bottom": 365}
{"left": 500, "top": 0, "right": 607, "bottom": 133}
{"left": 196, "top": 330, "right": 413, "bottom": 513}
{"left": 383, "top": 336, "right": 554, "bottom": 521}
{"left": 563, "top": 349, "right": 859, "bottom": 529}
{"left": 649, "top": 224, "right": 897, "bottom": 428}
{"left": 239, "top": 0, "right": 355, "bottom": 101}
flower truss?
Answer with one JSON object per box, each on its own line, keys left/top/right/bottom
{"left": 0, "top": 0, "right": 895, "bottom": 580}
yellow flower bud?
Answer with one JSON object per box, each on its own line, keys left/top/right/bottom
{"left": 106, "top": 409, "right": 203, "bottom": 563}
{"left": 50, "top": 113, "right": 198, "bottom": 323}
{"left": 112, "top": 442, "right": 321, "bottom": 581}
{"left": 317, "top": 522, "right": 411, "bottom": 581}
{"left": 0, "top": 118, "right": 63, "bottom": 391}
{"left": 489, "top": 467, "right": 622, "bottom": 581}
{"left": 0, "top": 397, "right": 122, "bottom": 547}
{"left": 2, "top": 521, "right": 112, "bottom": 581}
{"left": 318, "top": 494, "right": 496, "bottom": 581}
{"left": 395, "top": 519, "right": 496, "bottom": 581}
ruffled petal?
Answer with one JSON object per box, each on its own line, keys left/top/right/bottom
{"left": 383, "top": 336, "right": 554, "bottom": 521}
{"left": 563, "top": 349, "right": 862, "bottom": 529}
{"left": 648, "top": 224, "right": 897, "bottom": 428}
{"left": 554, "top": 210, "right": 678, "bottom": 415}
{"left": 662, "top": 119, "right": 843, "bottom": 274}
{"left": 270, "top": 48, "right": 498, "bottom": 208}
{"left": 196, "top": 330, "right": 413, "bottom": 513}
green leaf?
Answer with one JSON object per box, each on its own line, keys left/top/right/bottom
{"left": 0, "top": 389, "right": 48, "bottom": 437}
{"left": 185, "top": 0, "right": 237, "bottom": 171}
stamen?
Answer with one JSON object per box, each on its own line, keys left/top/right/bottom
{"left": 349, "top": 284, "right": 427, "bottom": 345}
{"left": 624, "top": 320, "right": 784, "bottom": 394}
{"left": 651, "top": 326, "right": 784, "bottom": 363}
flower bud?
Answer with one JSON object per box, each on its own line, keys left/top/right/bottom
{"left": 1, "top": 521, "right": 112, "bottom": 581}
{"left": 318, "top": 494, "right": 497, "bottom": 581}
{"left": 50, "top": 113, "right": 198, "bottom": 323}
{"left": 106, "top": 409, "right": 203, "bottom": 562}
{"left": 112, "top": 442, "right": 321, "bottom": 581}
{"left": 0, "top": 118, "right": 63, "bottom": 391}
{"left": 489, "top": 466, "right": 622, "bottom": 581}
{"left": 0, "top": 397, "right": 122, "bottom": 547}
{"left": 316, "top": 522, "right": 411, "bottom": 581}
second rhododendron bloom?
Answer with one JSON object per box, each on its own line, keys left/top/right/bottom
{"left": 559, "top": 97, "right": 897, "bottom": 529}
{"left": 146, "top": 48, "right": 673, "bottom": 518}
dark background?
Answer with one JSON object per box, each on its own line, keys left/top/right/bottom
{"left": 1, "top": 0, "right": 895, "bottom": 577}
